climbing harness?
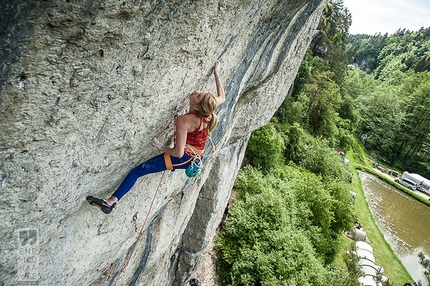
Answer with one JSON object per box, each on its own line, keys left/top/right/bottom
{"left": 164, "top": 138, "right": 215, "bottom": 177}
{"left": 163, "top": 113, "right": 215, "bottom": 177}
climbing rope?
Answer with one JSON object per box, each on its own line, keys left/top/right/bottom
{"left": 112, "top": 170, "right": 166, "bottom": 286}
{"left": 110, "top": 113, "right": 214, "bottom": 285}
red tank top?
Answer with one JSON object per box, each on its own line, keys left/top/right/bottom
{"left": 186, "top": 112, "right": 210, "bottom": 150}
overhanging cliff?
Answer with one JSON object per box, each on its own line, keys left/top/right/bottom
{"left": 0, "top": 0, "right": 327, "bottom": 285}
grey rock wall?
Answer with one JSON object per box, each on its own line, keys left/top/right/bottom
{"left": 0, "top": 0, "right": 327, "bottom": 285}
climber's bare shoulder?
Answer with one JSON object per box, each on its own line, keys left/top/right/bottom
{"left": 176, "top": 114, "right": 199, "bottom": 133}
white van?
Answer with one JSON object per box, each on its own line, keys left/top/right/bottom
{"left": 395, "top": 178, "right": 417, "bottom": 190}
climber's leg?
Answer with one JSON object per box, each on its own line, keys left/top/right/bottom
{"left": 87, "top": 152, "right": 192, "bottom": 213}
{"left": 111, "top": 154, "right": 167, "bottom": 201}
{"left": 110, "top": 152, "right": 192, "bottom": 201}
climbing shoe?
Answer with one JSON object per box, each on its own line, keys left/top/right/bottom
{"left": 86, "top": 196, "right": 116, "bottom": 214}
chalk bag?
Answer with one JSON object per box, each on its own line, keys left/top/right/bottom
{"left": 185, "top": 156, "right": 203, "bottom": 177}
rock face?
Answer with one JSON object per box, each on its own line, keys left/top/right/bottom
{"left": 0, "top": 0, "right": 327, "bottom": 285}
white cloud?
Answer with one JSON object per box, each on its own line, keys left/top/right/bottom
{"left": 344, "top": 0, "right": 430, "bottom": 35}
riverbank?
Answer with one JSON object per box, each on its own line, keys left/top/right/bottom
{"left": 360, "top": 170, "right": 430, "bottom": 285}
{"left": 357, "top": 165, "right": 430, "bottom": 207}
{"left": 339, "top": 147, "right": 415, "bottom": 285}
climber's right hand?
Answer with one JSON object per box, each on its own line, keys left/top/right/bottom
{"left": 214, "top": 60, "right": 221, "bottom": 74}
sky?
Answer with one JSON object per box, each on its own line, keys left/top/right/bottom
{"left": 343, "top": 0, "right": 430, "bottom": 35}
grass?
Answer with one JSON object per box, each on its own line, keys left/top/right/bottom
{"left": 335, "top": 142, "right": 415, "bottom": 285}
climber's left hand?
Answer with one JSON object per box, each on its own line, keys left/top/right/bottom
{"left": 152, "top": 137, "right": 164, "bottom": 150}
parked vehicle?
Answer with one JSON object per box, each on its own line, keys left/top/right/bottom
{"left": 401, "top": 172, "right": 430, "bottom": 195}
{"left": 395, "top": 177, "right": 418, "bottom": 190}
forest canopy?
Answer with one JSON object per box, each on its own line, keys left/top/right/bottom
{"left": 346, "top": 27, "right": 430, "bottom": 175}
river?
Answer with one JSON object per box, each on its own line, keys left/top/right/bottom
{"left": 358, "top": 171, "right": 430, "bottom": 285}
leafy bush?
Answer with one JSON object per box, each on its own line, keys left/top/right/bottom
{"left": 299, "top": 139, "right": 350, "bottom": 182}
{"left": 280, "top": 123, "right": 310, "bottom": 163}
{"left": 276, "top": 96, "right": 304, "bottom": 126}
{"left": 273, "top": 165, "right": 353, "bottom": 264}
{"left": 246, "top": 122, "right": 285, "bottom": 172}
{"left": 300, "top": 70, "right": 342, "bottom": 143}
{"left": 216, "top": 167, "right": 332, "bottom": 285}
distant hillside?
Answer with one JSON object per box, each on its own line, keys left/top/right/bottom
{"left": 347, "top": 27, "right": 430, "bottom": 76}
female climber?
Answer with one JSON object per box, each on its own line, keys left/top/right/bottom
{"left": 87, "top": 60, "right": 225, "bottom": 214}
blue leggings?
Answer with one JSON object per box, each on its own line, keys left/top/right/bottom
{"left": 112, "top": 153, "right": 192, "bottom": 200}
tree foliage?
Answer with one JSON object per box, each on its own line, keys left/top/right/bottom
{"left": 298, "top": 138, "right": 350, "bottom": 182}
{"left": 300, "top": 70, "right": 342, "bottom": 141}
{"left": 274, "top": 164, "right": 352, "bottom": 264}
{"left": 354, "top": 81, "right": 404, "bottom": 157}
{"left": 346, "top": 33, "right": 388, "bottom": 72}
{"left": 216, "top": 166, "right": 353, "bottom": 285}
{"left": 218, "top": 109, "right": 355, "bottom": 284}
{"left": 393, "top": 72, "right": 430, "bottom": 162}
{"left": 347, "top": 66, "right": 430, "bottom": 175}
{"left": 246, "top": 122, "right": 285, "bottom": 172}
{"left": 347, "top": 27, "right": 430, "bottom": 75}
{"left": 312, "top": 0, "right": 352, "bottom": 84}
{"left": 284, "top": 0, "right": 358, "bottom": 149}
{"left": 281, "top": 51, "right": 358, "bottom": 148}
{"left": 346, "top": 28, "right": 430, "bottom": 175}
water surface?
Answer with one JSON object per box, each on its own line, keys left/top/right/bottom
{"left": 359, "top": 171, "right": 430, "bottom": 285}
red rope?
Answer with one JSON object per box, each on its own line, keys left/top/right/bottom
{"left": 112, "top": 170, "right": 166, "bottom": 286}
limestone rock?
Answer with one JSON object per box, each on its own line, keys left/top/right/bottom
{"left": 0, "top": 0, "right": 327, "bottom": 285}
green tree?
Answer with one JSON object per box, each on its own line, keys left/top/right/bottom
{"left": 355, "top": 81, "right": 404, "bottom": 158}
{"left": 298, "top": 138, "right": 350, "bottom": 182}
{"left": 394, "top": 72, "right": 430, "bottom": 162}
{"left": 338, "top": 95, "right": 359, "bottom": 131}
{"left": 348, "top": 27, "right": 430, "bottom": 75}
{"left": 300, "top": 70, "right": 342, "bottom": 144}
{"left": 280, "top": 166, "right": 336, "bottom": 262}
{"left": 246, "top": 122, "right": 285, "bottom": 172}
{"left": 275, "top": 162, "right": 352, "bottom": 262}
{"left": 342, "top": 66, "right": 378, "bottom": 100}
{"left": 347, "top": 28, "right": 430, "bottom": 76}
{"left": 293, "top": 49, "right": 329, "bottom": 96}
{"left": 347, "top": 33, "right": 388, "bottom": 73}
{"left": 276, "top": 96, "right": 304, "bottom": 126}
{"left": 375, "top": 54, "right": 407, "bottom": 84}
{"left": 216, "top": 167, "right": 332, "bottom": 285}
{"left": 312, "top": 0, "right": 352, "bottom": 84}
{"left": 279, "top": 123, "right": 310, "bottom": 163}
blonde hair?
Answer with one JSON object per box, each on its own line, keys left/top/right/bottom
{"left": 196, "top": 92, "right": 218, "bottom": 134}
